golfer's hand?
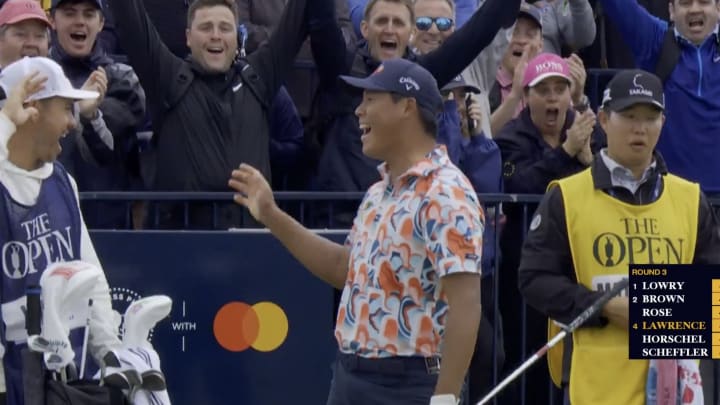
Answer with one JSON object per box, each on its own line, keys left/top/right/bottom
{"left": 2, "top": 71, "right": 47, "bottom": 126}
{"left": 229, "top": 164, "right": 276, "bottom": 224}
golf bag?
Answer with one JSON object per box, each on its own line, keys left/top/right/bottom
{"left": 19, "top": 262, "right": 172, "bottom": 405}
{"left": 23, "top": 349, "right": 128, "bottom": 405}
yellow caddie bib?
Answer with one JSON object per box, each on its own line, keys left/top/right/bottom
{"left": 545, "top": 168, "right": 699, "bottom": 405}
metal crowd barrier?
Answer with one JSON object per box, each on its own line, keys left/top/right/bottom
{"left": 77, "top": 191, "right": 720, "bottom": 405}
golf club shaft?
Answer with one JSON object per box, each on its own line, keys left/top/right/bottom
{"left": 475, "top": 278, "right": 629, "bottom": 405}
{"left": 477, "top": 331, "right": 567, "bottom": 405}
{"left": 79, "top": 299, "right": 93, "bottom": 379}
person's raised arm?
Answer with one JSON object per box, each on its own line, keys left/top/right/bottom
{"left": 308, "top": 0, "right": 355, "bottom": 88}
{"left": 598, "top": 0, "right": 666, "bottom": 69}
{"left": 106, "top": 0, "right": 184, "bottom": 107}
{"left": 559, "top": 0, "right": 597, "bottom": 52}
{"left": 247, "top": 0, "right": 319, "bottom": 102}
{"left": 419, "top": 0, "right": 521, "bottom": 87}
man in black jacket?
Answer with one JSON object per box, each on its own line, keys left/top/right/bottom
{"left": 107, "top": 0, "right": 334, "bottom": 229}
{"left": 49, "top": 0, "right": 146, "bottom": 229}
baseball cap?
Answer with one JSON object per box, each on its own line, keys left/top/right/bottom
{"left": 339, "top": 58, "right": 443, "bottom": 113}
{"left": 0, "top": 0, "right": 50, "bottom": 27}
{"left": 51, "top": 0, "right": 102, "bottom": 11}
{"left": 441, "top": 75, "right": 481, "bottom": 94}
{"left": 523, "top": 53, "right": 571, "bottom": 88}
{"left": 518, "top": 2, "right": 542, "bottom": 30}
{"left": 601, "top": 69, "right": 664, "bottom": 112}
{"left": 0, "top": 56, "right": 98, "bottom": 102}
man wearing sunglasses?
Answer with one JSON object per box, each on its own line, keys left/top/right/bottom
{"left": 412, "top": 0, "right": 454, "bottom": 56}
{"left": 349, "top": 0, "right": 477, "bottom": 39}
{"left": 309, "top": 0, "right": 520, "bottom": 209}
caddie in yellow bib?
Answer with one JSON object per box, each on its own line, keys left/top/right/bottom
{"left": 518, "top": 69, "right": 720, "bottom": 405}
{"left": 550, "top": 167, "right": 698, "bottom": 405}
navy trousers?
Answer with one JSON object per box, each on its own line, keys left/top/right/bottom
{"left": 326, "top": 352, "right": 439, "bottom": 405}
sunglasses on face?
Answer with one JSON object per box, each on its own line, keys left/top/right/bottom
{"left": 415, "top": 16, "right": 454, "bottom": 32}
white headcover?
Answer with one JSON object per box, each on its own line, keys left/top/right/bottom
{"left": 123, "top": 295, "right": 172, "bottom": 348}
{"left": 28, "top": 261, "right": 101, "bottom": 370}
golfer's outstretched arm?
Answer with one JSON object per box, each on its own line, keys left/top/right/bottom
{"left": 229, "top": 165, "right": 349, "bottom": 289}
{"left": 518, "top": 186, "right": 607, "bottom": 326}
{"left": 261, "top": 205, "right": 350, "bottom": 289}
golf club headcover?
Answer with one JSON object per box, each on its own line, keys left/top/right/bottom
{"left": 96, "top": 295, "right": 172, "bottom": 402}
{"left": 34, "top": 261, "right": 101, "bottom": 371}
{"left": 429, "top": 394, "right": 459, "bottom": 405}
{"left": 122, "top": 295, "right": 172, "bottom": 348}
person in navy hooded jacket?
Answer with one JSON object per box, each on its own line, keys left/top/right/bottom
{"left": 438, "top": 74, "right": 505, "bottom": 404}
{"left": 598, "top": 0, "right": 720, "bottom": 195}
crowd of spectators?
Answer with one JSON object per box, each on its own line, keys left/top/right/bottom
{"left": 1, "top": 0, "right": 717, "bottom": 403}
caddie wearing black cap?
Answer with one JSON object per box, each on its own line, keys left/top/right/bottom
{"left": 517, "top": 69, "right": 720, "bottom": 405}
{"left": 229, "top": 58, "right": 484, "bottom": 405}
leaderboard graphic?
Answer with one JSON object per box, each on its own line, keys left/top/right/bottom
{"left": 629, "top": 265, "right": 720, "bottom": 359}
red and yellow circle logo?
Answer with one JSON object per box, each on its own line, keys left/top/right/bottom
{"left": 213, "top": 301, "right": 289, "bottom": 352}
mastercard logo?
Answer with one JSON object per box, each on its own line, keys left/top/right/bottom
{"left": 213, "top": 301, "right": 289, "bottom": 352}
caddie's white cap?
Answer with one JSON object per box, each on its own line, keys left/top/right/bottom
{"left": 0, "top": 56, "right": 98, "bottom": 102}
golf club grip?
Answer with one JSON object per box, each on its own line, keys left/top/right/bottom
{"left": 26, "top": 285, "right": 41, "bottom": 335}
{"left": 567, "top": 278, "right": 629, "bottom": 332}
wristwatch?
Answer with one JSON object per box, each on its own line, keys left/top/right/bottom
{"left": 574, "top": 95, "right": 590, "bottom": 113}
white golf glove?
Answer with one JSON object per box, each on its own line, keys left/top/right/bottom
{"left": 429, "top": 394, "right": 459, "bottom": 405}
